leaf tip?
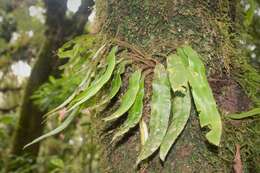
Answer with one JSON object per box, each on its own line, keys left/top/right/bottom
{"left": 205, "top": 130, "right": 221, "bottom": 146}
{"left": 159, "top": 153, "right": 166, "bottom": 162}
{"left": 23, "top": 142, "right": 33, "bottom": 150}
{"left": 102, "top": 117, "right": 112, "bottom": 122}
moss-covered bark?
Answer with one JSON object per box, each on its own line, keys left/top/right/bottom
{"left": 92, "top": 0, "right": 260, "bottom": 172}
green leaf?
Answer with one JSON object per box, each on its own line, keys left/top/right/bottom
{"left": 0, "top": 115, "right": 15, "bottom": 125}
{"left": 159, "top": 54, "right": 191, "bottom": 161}
{"left": 24, "top": 107, "right": 79, "bottom": 149}
{"left": 103, "top": 69, "right": 142, "bottom": 121}
{"left": 57, "top": 35, "right": 96, "bottom": 59}
{"left": 112, "top": 76, "right": 145, "bottom": 142}
{"left": 92, "top": 61, "right": 128, "bottom": 109}
{"left": 244, "top": 0, "right": 256, "bottom": 27}
{"left": 67, "top": 46, "right": 117, "bottom": 112}
{"left": 137, "top": 63, "right": 171, "bottom": 165}
{"left": 178, "top": 46, "right": 222, "bottom": 146}
{"left": 227, "top": 108, "right": 260, "bottom": 119}
{"left": 50, "top": 158, "right": 64, "bottom": 168}
{"left": 100, "top": 73, "right": 121, "bottom": 104}
{"left": 166, "top": 54, "right": 188, "bottom": 92}
{"left": 43, "top": 44, "right": 106, "bottom": 117}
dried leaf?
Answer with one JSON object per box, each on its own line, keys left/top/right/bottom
{"left": 103, "top": 69, "right": 142, "bottom": 121}
{"left": 112, "top": 77, "right": 145, "bottom": 142}
{"left": 139, "top": 117, "right": 149, "bottom": 146}
{"left": 233, "top": 144, "right": 243, "bottom": 173}
{"left": 137, "top": 63, "right": 171, "bottom": 165}
{"left": 160, "top": 54, "right": 191, "bottom": 161}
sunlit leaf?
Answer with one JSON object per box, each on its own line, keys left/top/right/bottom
{"left": 159, "top": 54, "right": 191, "bottom": 161}
{"left": 67, "top": 46, "right": 117, "bottom": 112}
{"left": 137, "top": 63, "right": 171, "bottom": 165}
{"left": 227, "top": 108, "right": 260, "bottom": 119}
{"left": 178, "top": 46, "right": 222, "bottom": 146}
{"left": 24, "top": 107, "right": 79, "bottom": 149}
{"left": 103, "top": 69, "right": 142, "bottom": 121}
{"left": 112, "top": 76, "right": 145, "bottom": 142}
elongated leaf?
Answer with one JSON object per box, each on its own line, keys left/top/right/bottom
{"left": 103, "top": 69, "right": 142, "bottom": 121}
{"left": 227, "top": 108, "right": 260, "bottom": 119}
{"left": 67, "top": 46, "right": 117, "bottom": 112}
{"left": 137, "top": 64, "right": 171, "bottom": 165}
{"left": 160, "top": 91, "right": 191, "bottom": 161}
{"left": 92, "top": 61, "right": 129, "bottom": 109}
{"left": 44, "top": 45, "right": 106, "bottom": 118}
{"left": 178, "top": 46, "right": 222, "bottom": 146}
{"left": 98, "top": 73, "right": 121, "bottom": 106}
{"left": 24, "top": 107, "right": 79, "bottom": 149}
{"left": 112, "top": 77, "right": 145, "bottom": 142}
{"left": 159, "top": 54, "right": 191, "bottom": 161}
{"left": 166, "top": 54, "right": 188, "bottom": 92}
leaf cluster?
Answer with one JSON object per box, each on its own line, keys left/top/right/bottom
{"left": 28, "top": 35, "right": 224, "bottom": 165}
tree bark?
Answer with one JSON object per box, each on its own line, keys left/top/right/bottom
{"left": 92, "top": 0, "right": 259, "bottom": 172}
{"left": 6, "top": 0, "right": 94, "bottom": 171}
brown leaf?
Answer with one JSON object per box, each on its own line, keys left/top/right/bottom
{"left": 233, "top": 144, "right": 243, "bottom": 173}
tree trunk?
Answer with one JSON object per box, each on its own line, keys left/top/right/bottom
{"left": 91, "top": 0, "right": 259, "bottom": 172}
{"left": 6, "top": 0, "right": 94, "bottom": 171}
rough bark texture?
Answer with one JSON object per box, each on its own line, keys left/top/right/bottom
{"left": 91, "top": 0, "right": 259, "bottom": 172}
{"left": 7, "top": 0, "right": 94, "bottom": 171}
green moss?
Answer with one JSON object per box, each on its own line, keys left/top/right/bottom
{"left": 234, "top": 60, "right": 260, "bottom": 106}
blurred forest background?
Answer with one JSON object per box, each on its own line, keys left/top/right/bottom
{"left": 0, "top": 0, "right": 259, "bottom": 173}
